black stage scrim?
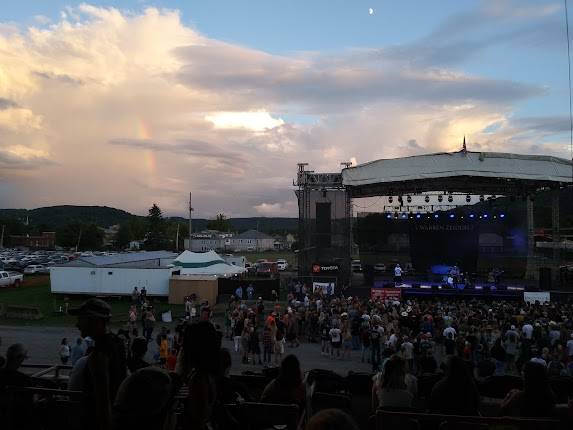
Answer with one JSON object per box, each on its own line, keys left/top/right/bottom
{"left": 408, "top": 220, "right": 479, "bottom": 273}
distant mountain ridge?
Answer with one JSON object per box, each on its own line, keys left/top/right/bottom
{"left": 0, "top": 205, "right": 298, "bottom": 233}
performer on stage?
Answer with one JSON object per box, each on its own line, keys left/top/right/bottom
{"left": 394, "top": 263, "right": 403, "bottom": 286}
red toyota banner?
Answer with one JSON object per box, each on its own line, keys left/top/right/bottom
{"left": 371, "top": 288, "right": 402, "bottom": 301}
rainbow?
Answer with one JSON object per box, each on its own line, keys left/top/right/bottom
{"left": 137, "top": 119, "right": 156, "bottom": 175}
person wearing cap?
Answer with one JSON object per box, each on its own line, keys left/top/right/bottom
{"left": 70, "top": 298, "right": 127, "bottom": 430}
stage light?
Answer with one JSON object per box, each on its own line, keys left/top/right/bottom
{"left": 386, "top": 213, "right": 392, "bottom": 219}
{"left": 424, "top": 195, "right": 430, "bottom": 203}
{"left": 394, "top": 212, "right": 399, "bottom": 219}
{"left": 479, "top": 195, "right": 485, "bottom": 202}
{"left": 483, "top": 214, "right": 489, "bottom": 219}
{"left": 466, "top": 195, "right": 471, "bottom": 203}
{"left": 388, "top": 196, "right": 393, "bottom": 203}
{"left": 469, "top": 214, "right": 475, "bottom": 219}
{"left": 406, "top": 195, "right": 412, "bottom": 203}
{"left": 438, "top": 195, "right": 443, "bottom": 203}
{"left": 434, "top": 214, "right": 439, "bottom": 219}
{"left": 500, "top": 213, "right": 505, "bottom": 218}
{"left": 416, "top": 214, "right": 421, "bottom": 219}
{"left": 449, "top": 213, "right": 455, "bottom": 219}
{"left": 479, "top": 215, "right": 483, "bottom": 219}
{"left": 493, "top": 215, "right": 497, "bottom": 219}
{"left": 447, "top": 195, "right": 453, "bottom": 203}
{"left": 401, "top": 213, "right": 408, "bottom": 219}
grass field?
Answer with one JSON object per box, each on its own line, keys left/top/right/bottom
{"left": 0, "top": 276, "right": 182, "bottom": 327}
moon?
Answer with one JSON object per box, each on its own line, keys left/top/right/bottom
{"left": 369, "top": 8, "right": 374, "bottom": 15}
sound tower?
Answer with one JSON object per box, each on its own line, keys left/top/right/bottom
{"left": 315, "top": 202, "right": 332, "bottom": 248}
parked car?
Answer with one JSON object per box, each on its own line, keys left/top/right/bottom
{"left": 257, "top": 261, "right": 278, "bottom": 277}
{"left": 351, "top": 260, "right": 362, "bottom": 273}
{"left": 23, "top": 264, "right": 49, "bottom": 275}
{"left": 0, "top": 271, "right": 24, "bottom": 287}
{"left": 245, "top": 262, "right": 257, "bottom": 274}
{"left": 276, "top": 259, "right": 288, "bottom": 271}
{"left": 373, "top": 263, "right": 386, "bottom": 273}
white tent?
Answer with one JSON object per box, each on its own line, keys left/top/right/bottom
{"left": 171, "top": 250, "right": 246, "bottom": 276}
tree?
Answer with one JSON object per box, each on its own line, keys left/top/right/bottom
{"left": 206, "top": 213, "right": 231, "bottom": 232}
{"left": 115, "top": 223, "right": 133, "bottom": 250}
{"left": 144, "top": 203, "right": 168, "bottom": 250}
{"left": 56, "top": 222, "right": 103, "bottom": 250}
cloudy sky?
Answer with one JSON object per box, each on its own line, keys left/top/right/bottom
{"left": 0, "top": 0, "right": 571, "bottom": 217}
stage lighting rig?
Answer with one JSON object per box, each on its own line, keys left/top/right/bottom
{"left": 466, "top": 195, "right": 471, "bottom": 203}
{"left": 438, "top": 195, "right": 443, "bottom": 203}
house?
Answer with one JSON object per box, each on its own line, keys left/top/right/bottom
{"left": 231, "top": 230, "right": 275, "bottom": 252}
{"left": 184, "top": 230, "right": 233, "bottom": 252}
{"left": 9, "top": 232, "right": 56, "bottom": 250}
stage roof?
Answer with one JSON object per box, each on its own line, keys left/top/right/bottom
{"left": 342, "top": 151, "right": 573, "bottom": 197}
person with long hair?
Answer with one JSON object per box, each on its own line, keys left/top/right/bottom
{"left": 501, "top": 361, "right": 556, "bottom": 417}
{"left": 372, "top": 356, "right": 414, "bottom": 409}
{"left": 261, "top": 354, "right": 306, "bottom": 410}
{"left": 429, "top": 356, "right": 480, "bottom": 416}
{"left": 182, "top": 321, "right": 223, "bottom": 430}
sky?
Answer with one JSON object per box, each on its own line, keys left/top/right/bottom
{"left": 0, "top": 0, "right": 572, "bottom": 218}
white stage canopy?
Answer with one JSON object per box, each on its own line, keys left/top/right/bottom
{"left": 342, "top": 151, "right": 573, "bottom": 188}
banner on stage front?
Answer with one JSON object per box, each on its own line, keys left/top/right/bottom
{"left": 313, "top": 282, "right": 335, "bottom": 296}
{"left": 371, "top": 288, "right": 402, "bottom": 301}
{"left": 523, "top": 291, "right": 550, "bottom": 304}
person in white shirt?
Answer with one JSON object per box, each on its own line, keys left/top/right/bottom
{"left": 443, "top": 326, "right": 456, "bottom": 339}
{"left": 401, "top": 337, "right": 415, "bottom": 371}
{"left": 522, "top": 323, "right": 533, "bottom": 340}
{"left": 394, "top": 264, "right": 403, "bottom": 285}
{"left": 329, "top": 323, "right": 342, "bottom": 359}
{"left": 566, "top": 333, "right": 573, "bottom": 359}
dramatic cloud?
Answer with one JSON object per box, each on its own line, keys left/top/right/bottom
{"left": 0, "top": 3, "right": 569, "bottom": 217}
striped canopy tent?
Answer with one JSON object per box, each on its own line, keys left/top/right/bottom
{"left": 170, "top": 250, "right": 246, "bottom": 276}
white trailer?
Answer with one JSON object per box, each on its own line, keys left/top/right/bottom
{"left": 50, "top": 266, "right": 174, "bottom": 296}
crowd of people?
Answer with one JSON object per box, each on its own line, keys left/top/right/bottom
{"left": 2, "top": 284, "right": 573, "bottom": 429}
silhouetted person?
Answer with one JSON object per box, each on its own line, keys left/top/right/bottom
{"left": 501, "top": 361, "right": 556, "bottom": 417}
{"left": 429, "top": 356, "right": 480, "bottom": 416}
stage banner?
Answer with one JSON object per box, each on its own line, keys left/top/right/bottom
{"left": 371, "top": 288, "right": 402, "bottom": 301}
{"left": 523, "top": 291, "right": 550, "bottom": 304}
{"left": 313, "top": 282, "right": 335, "bottom": 296}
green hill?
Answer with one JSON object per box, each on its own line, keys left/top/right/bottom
{"left": 0, "top": 205, "right": 298, "bottom": 234}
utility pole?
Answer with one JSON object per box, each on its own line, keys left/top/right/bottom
{"left": 188, "top": 192, "right": 194, "bottom": 251}
{"left": 75, "top": 229, "right": 82, "bottom": 253}
{"left": 175, "top": 223, "right": 180, "bottom": 252}
{"left": 0, "top": 225, "right": 5, "bottom": 249}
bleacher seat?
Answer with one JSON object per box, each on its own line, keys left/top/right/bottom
{"left": 478, "top": 374, "right": 523, "bottom": 399}
{"left": 376, "top": 409, "right": 564, "bottom": 430}
{"left": 311, "top": 391, "right": 352, "bottom": 414}
{"left": 416, "top": 373, "right": 442, "bottom": 400}
{"left": 306, "top": 369, "right": 348, "bottom": 395}
{"left": 228, "top": 402, "right": 299, "bottom": 430}
{"left": 347, "top": 371, "right": 374, "bottom": 397}
{"left": 548, "top": 376, "right": 573, "bottom": 404}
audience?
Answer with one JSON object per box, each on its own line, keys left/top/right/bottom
{"left": 3, "top": 291, "right": 573, "bottom": 429}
